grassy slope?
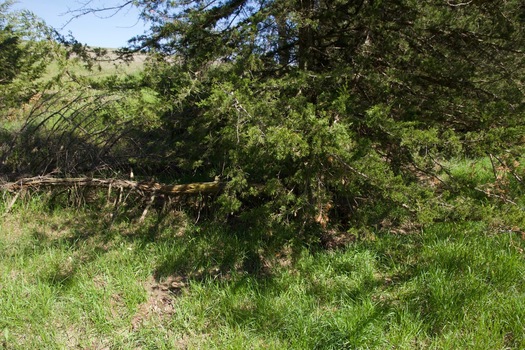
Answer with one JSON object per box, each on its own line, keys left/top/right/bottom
{"left": 45, "top": 49, "right": 148, "bottom": 80}
{"left": 0, "top": 196, "right": 524, "bottom": 349}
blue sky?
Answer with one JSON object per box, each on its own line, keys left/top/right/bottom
{"left": 13, "top": 0, "right": 147, "bottom": 48}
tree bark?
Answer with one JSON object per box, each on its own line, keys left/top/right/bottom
{"left": 276, "top": 14, "right": 290, "bottom": 66}
{"left": 297, "top": 0, "right": 315, "bottom": 70}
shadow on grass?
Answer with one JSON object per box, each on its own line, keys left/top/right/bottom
{"left": 25, "top": 201, "right": 308, "bottom": 287}
{"left": 15, "top": 203, "right": 525, "bottom": 347}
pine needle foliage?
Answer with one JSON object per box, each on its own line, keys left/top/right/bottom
{"left": 120, "top": 0, "right": 525, "bottom": 229}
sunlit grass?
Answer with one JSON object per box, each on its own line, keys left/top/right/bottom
{"left": 445, "top": 157, "right": 495, "bottom": 186}
{"left": 44, "top": 49, "right": 146, "bottom": 81}
{"left": 0, "top": 198, "right": 524, "bottom": 348}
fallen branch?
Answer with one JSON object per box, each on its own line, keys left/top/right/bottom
{"left": 1, "top": 176, "right": 226, "bottom": 196}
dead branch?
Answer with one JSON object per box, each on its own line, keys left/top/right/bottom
{"left": 490, "top": 152, "right": 523, "bottom": 184}
{"left": 474, "top": 187, "right": 518, "bottom": 206}
{"left": 2, "top": 191, "right": 21, "bottom": 217}
{"left": 139, "top": 193, "right": 156, "bottom": 223}
{"left": 0, "top": 176, "right": 226, "bottom": 197}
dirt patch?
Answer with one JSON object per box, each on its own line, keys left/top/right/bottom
{"left": 320, "top": 229, "right": 357, "bottom": 250}
{"left": 131, "top": 275, "right": 187, "bottom": 330}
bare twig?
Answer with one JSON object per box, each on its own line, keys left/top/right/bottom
{"left": 331, "top": 154, "right": 370, "bottom": 181}
{"left": 2, "top": 191, "right": 21, "bottom": 217}
{"left": 488, "top": 153, "right": 499, "bottom": 180}
{"left": 446, "top": 0, "right": 473, "bottom": 7}
{"left": 474, "top": 187, "right": 518, "bottom": 206}
{"left": 491, "top": 153, "right": 523, "bottom": 184}
{"left": 139, "top": 193, "right": 156, "bottom": 223}
{"left": 61, "top": 1, "right": 135, "bottom": 29}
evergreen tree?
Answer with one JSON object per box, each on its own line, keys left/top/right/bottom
{"left": 0, "top": 25, "right": 22, "bottom": 85}
{"left": 0, "top": 0, "right": 56, "bottom": 112}
{"left": 84, "top": 0, "right": 525, "bottom": 229}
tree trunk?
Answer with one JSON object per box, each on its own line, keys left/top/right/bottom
{"left": 297, "top": 0, "right": 315, "bottom": 70}
{"left": 276, "top": 14, "right": 290, "bottom": 66}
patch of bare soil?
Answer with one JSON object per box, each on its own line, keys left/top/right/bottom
{"left": 320, "top": 229, "right": 357, "bottom": 250}
{"left": 131, "top": 275, "right": 187, "bottom": 330}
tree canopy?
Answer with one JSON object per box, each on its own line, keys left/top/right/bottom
{"left": 115, "top": 0, "right": 524, "bottom": 228}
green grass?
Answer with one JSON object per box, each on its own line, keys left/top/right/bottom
{"left": 1, "top": 197, "right": 525, "bottom": 349}
{"left": 44, "top": 49, "right": 147, "bottom": 81}
{"left": 445, "top": 157, "right": 495, "bottom": 183}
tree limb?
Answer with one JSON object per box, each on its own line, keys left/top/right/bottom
{"left": 1, "top": 176, "right": 225, "bottom": 196}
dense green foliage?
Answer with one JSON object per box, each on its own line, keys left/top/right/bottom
{"left": 0, "top": 25, "right": 22, "bottom": 86}
{"left": 0, "top": 1, "right": 57, "bottom": 111}
{"left": 0, "top": 0, "right": 524, "bottom": 228}
{"left": 117, "top": 0, "right": 525, "bottom": 230}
